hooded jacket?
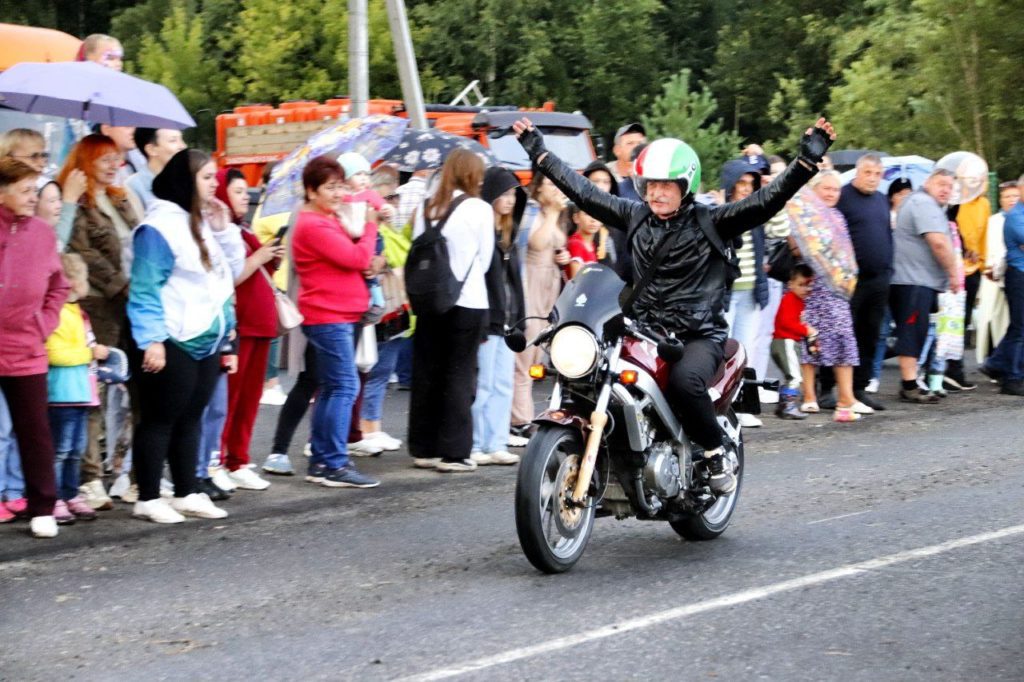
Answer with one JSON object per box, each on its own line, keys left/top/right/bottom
{"left": 481, "top": 167, "right": 527, "bottom": 336}
{"left": 533, "top": 150, "right": 814, "bottom": 343}
{"left": 583, "top": 160, "right": 632, "bottom": 281}
{"left": 720, "top": 158, "right": 769, "bottom": 309}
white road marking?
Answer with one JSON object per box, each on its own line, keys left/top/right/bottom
{"left": 399, "top": 524, "right": 1024, "bottom": 682}
{"left": 807, "top": 510, "right": 872, "bottom": 525}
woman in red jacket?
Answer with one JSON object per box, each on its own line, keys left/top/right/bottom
{"left": 291, "top": 156, "right": 379, "bottom": 489}
{"left": 218, "top": 169, "right": 284, "bottom": 491}
{"left": 0, "top": 158, "right": 71, "bottom": 538}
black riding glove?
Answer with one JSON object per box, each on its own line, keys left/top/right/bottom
{"left": 798, "top": 125, "right": 833, "bottom": 166}
{"left": 517, "top": 124, "right": 548, "bottom": 162}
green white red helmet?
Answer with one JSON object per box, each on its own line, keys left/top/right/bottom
{"left": 633, "top": 138, "right": 701, "bottom": 199}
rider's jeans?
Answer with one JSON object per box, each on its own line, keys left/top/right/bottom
{"left": 666, "top": 337, "right": 725, "bottom": 451}
{"left": 472, "top": 335, "right": 516, "bottom": 454}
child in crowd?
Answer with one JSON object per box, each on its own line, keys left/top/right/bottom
{"left": 771, "top": 263, "right": 816, "bottom": 420}
{"left": 336, "top": 153, "right": 392, "bottom": 316}
{"left": 46, "top": 254, "right": 105, "bottom": 524}
{"left": 565, "top": 205, "right": 616, "bottom": 279}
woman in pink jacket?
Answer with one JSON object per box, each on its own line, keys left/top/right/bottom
{"left": 0, "top": 158, "right": 70, "bottom": 538}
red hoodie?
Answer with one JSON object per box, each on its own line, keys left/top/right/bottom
{"left": 291, "top": 209, "right": 376, "bottom": 325}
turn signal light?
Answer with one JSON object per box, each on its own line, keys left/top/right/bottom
{"left": 618, "top": 369, "right": 639, "bottom": 385}
{"left": 529, "top": 364, "right": 546, "bottom": 380}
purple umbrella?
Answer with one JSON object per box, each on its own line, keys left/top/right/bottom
{"left": 0, "top": 61, "right": 195, "bottom": 129}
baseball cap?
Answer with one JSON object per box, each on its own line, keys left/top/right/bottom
{"left": 614, "top": 122, "right": 646, "bottom": 143}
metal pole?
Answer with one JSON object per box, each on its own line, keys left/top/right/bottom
{"left": 385, "top": 0, "right": 428, "bottom": 130}
{"left": 348, "top": 0, "right": 369, "bottom": 118}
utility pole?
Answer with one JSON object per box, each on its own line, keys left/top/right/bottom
{"left": 385, "top": 0, "right": 428, "bottom": 130}
{"left": 348, "top": 0, "right": 369, "bottom": 118}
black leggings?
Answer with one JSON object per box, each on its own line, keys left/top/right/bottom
{"left": 133, "top": 342, "right": 221, "bottom": 501}
{"left": 271, "top": 342, "right": 318, "bottom": 454}
{"left": 666, "top": 337, "right": 725, "bottom": 451}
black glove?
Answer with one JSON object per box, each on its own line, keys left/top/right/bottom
{"left": 799, "top": 125, "right": 833, "bottom": 165}
{"left": 517, "top": 124, "right": 548, "bottom": 161}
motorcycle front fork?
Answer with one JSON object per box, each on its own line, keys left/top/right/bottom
{"left": 570, "top": 342, "right": 621, "bottom": 504}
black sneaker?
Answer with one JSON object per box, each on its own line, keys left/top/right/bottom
{"left": 704, "top": 450, "right": 737, "bottom": 495}
{"left": 978, "top": 363, "right": 1003, "bottom": 382}
{"left": 320, "top": 466, "right": 380, "bottom": 488}
{"left": 1000, "top": 380, "right": 1024, "bottom": 396}
{"left": 197, "top": 477, "right": 231, "bottom": 501}
{"left": 305, "top": 463, "right": 329, "bottom": 483}
{"left": 817, "top": 394, "right": 837, "bottom": 410}
{"left": 942, "top": 373, "right": 976, "bottom": 391}
{"left": 899, "top": 388, "right": 939, "bottom": 404}
{"left": 853, "top": 391, "right": 886, "bottom": 411}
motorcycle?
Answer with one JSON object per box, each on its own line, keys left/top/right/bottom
{"left": 506, "top": 263, "right": 770, "bottom": 573}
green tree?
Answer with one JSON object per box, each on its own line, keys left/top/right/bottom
{"left": 642, "top": 69, "right": 742, "bottom": 188}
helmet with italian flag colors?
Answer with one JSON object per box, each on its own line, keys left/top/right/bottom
{"left": 632, "top": 138, "right": 701, "bottom": 200}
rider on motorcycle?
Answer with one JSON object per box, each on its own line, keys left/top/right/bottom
{"left": 513, "top": 117, "right": 836, "bottom": 494}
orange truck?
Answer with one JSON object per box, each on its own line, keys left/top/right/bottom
{"left": 214, "top": 97, "right": 597, "bottom": 185}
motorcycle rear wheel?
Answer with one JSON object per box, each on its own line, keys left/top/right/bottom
{"left": 670, "top": 418, "right": 744, "bottom": 541}
{"left": 515, "top": 424, "right": 595, "bottom": 574}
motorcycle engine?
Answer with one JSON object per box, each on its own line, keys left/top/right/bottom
{"left": 642, "top": 442, "right": 681, "bottom": 499}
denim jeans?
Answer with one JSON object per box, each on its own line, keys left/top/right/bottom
{"left": 265, "top": 337, "right": 281, "bottom": 381}
{"left": 395, "top": 335, "right": 413, "bottom": 385}
{"left": 49, "top": 406, "right": 88, "bottom": 501}
{"left": 725, "top": 288, "right": 764, "bottom": 378}
{"left": 196, "top": 373, "right": 229, "bottom": 478}
{"left": 361, "top": 337, "right": 403, "bottom": 423}
{"left": 986, "top": 266, "right": 1024, "bottom": 381}
{"left": 871, "top": 309, "right": 893, "bottom": 381}
{"left": 304, "top": 323, "right": 359, "bottom": 469}
{"left": 0, "top": 390, "right": 24, "bottom": 499}
{"left": 472, "top": 335, "right": 516, "bottom": 454}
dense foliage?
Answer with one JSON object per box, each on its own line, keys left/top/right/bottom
{"left": 4, "top": 0, "right": 1022, "bottom": 178}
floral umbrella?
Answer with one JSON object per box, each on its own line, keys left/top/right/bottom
{"left": 261, "top": 114, "right": 409, "bottom": 216}
{"left": 785, "top": 187, "right": 859, "bottom": 300}
{"left": 381, "top": 129, "right": 496, "bottom": 172}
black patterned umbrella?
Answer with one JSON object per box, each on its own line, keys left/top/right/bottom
{"left": 382, "top": 129, "right": 496, "bottom": 172}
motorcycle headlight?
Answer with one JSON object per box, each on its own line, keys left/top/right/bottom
{"left": 549, "top": 326, "right": 600, "bottom": 379}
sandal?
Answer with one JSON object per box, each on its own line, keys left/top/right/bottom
{"left": 800, "top": 401, "right": 820, "bottom": 413}
{"left": 833, "top": 406, "right": 860, "bottom": 423}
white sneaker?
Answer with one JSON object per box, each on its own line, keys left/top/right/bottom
{"left": 120, "top": 483, "right": 139, "bottom": 504}
{"left": 259, "top": 385, "right": 288, "bottom": 406}
{"left": 469, "top": 451, "right": 492, "bottom": 465}
{"left": 851, "top": 400, "right": 875, "bottom": 415}
{"left": 758, "top": 387, "right": 779, "bottom": 404}
{"left": 364, "top": 431, "right": 402, "bottom": 451}
{"left": 30, "top": 515, "right": 58, "bottom": 538}
{"left": 160, "top": 478, "right": 175, "bottom": 498}
{"left": 227, "top": 467, "right": 271, "bottom": 491}
{"left": 413, "top": 457, "right": 441, "bottom": 469}
{"left": 170, "top": 493, "right": 228, "bottom": 519}
{"left": 508, "top": 434, "right": 529, "bottom": 448}
{"left": 737, "top": 413, "right": 763, "bottom": 428}
{"left": 487, "top": 451, "right": 520, "bottom": 465}
{"left": 209, "top": 466, "right": 237, "bottom": 492}
{"left": 133, "top": 498, "right": 185, "bottom": 524}
{"left": 388, "top": 373, "right": 399, "bottom": 384}
{"left": 303, "top": 442, "right": 312, "bottom": 457}
{"left": 349, "top": 438, "right": 384, "bottom": 457}
{"left": 865, "top": 378, "right": 880, "bottom": 394}
{"left": 109, "top": 473, "right": 131, "bottom": 499}
{"left": 435, "top": 459, "right": 478, "bottom": 473}
{"left": 78, "top": 479, "right": 113, "bottom": 511}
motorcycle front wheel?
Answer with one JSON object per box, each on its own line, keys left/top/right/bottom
{"left": 670, "top": 413, "right": 744, "bottom": 541}
{"left": 515, "top": 424, "right": 596, "bottom": 574}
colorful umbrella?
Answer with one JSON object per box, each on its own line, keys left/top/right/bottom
{"left": 261, "top": 115, "right": 409, "bottom": 216}
{"left": 785, "top": 187, "right": 859, "bottom": 300}
{"left": 381, "top": 129, "right": 496, "bottom": 172}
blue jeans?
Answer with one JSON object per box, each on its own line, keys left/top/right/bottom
{"left": 304, "top": 323, "right": 359, "bottom": 469}
{"left": 725, "top": 288, "right": 763, "bottom": 377}
{"left": 0, "top": 390, "right": 24, "bottom": 499}
{"left": 49, "top": 406, "right": 88, "bottom": 501}
{"left": 472, "top": 335, "right": 516, "bottom": 453}
{"left": 361, "top": 337, "right": 402, "bottom": 423}
{"left": 265, "top": 337, "right": 281, "bottom": 381}
{"left": 871, "top": 309, "right": 893, "bottom": 381}
{"left": 986, "top": 266, "right": 1024, "bottom": 381}
{"left": 395, "top": 335, "right": 413, "bottom": 385}
{"left": 196, "top": 374, "right": 228, "bottom": 477}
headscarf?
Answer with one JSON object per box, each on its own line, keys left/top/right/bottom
{"left": 215, "top": 167, "right": 247, "bottom": 223}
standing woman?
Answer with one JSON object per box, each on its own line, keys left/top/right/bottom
{"left": 218, "top": 168, "right": 283, "bottom": 491}
{"left": 471, "top": 166, "right": 527, "bottom": 467}
{"left": 0, "top": 158, "right": 70, "bottom": 537}
{"left": 128, "top": 149, "right": 240, "bottom": 523}
{"left": 291, "top": 156, "right": 379, "bottom": 488}
{"left": 61, "top": 133, "right": 139, "bottom": 512}
{"left": 510, "top": 172, "right": 570, "bottom": 440}
{"left": 408, "top": 149, "right": 494, "bottom": 472}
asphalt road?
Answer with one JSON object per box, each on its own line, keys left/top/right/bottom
{"left": 2, "top": 367, "right": 1023, "bottom": 681}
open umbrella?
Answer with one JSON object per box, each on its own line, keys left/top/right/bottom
{"left": 935, "top": 151, "right": 988, "bottom": 205}
{"left": 382, "top": 129, "right": 496, "bottom": 172}
{"left": 785, "top": 187, "right": 859, "bottom": 300}
{"left": 839, "top": 154, "right": 934, "bottom": 194}
{"left": 0, "top": 61, "right": 195, "bottom": 129}
{"left": 260, "top": 114, "right": 409, "bottom": 216}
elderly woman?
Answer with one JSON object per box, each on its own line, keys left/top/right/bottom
{"left": 0, "top": 158, "right": 70, "bottom": 537}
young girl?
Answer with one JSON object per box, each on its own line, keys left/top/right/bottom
{"left": 46, "top": 254, "right": 105, "bottom": 524}
{"left": 565, "top": 205, "right": 616, "bottom": 279}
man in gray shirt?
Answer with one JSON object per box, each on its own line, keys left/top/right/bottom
{"left": 890, "top": 169, "right": 961, "bottom": 403}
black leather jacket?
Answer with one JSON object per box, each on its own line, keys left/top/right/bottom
{"left": 536, "top": 151, "right": 816, "bottom": 344}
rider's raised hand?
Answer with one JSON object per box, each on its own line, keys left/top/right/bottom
{"left": 799, "top": 117, "right": 836, "bottom": 166}
{"left": 513, "top": 117, "right": 548, "bottom": 161}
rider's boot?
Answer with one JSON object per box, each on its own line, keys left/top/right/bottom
{"left": 775, "top": 387, "right": 808, "bottom": 420}
{"left": 703, "top": 446, "right": 737, "bottom": 495}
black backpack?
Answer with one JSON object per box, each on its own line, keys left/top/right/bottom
{"left": 405, "top": 195, "right": 475, "bottom": 316}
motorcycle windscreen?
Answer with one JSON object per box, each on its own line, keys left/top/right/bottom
{"left": 552, "top": 263, "right": 625, "bottom": 334}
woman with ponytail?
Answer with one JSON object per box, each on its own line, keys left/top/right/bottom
{"left": 127, "top": 149, "right": 243, "bottom": 524}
